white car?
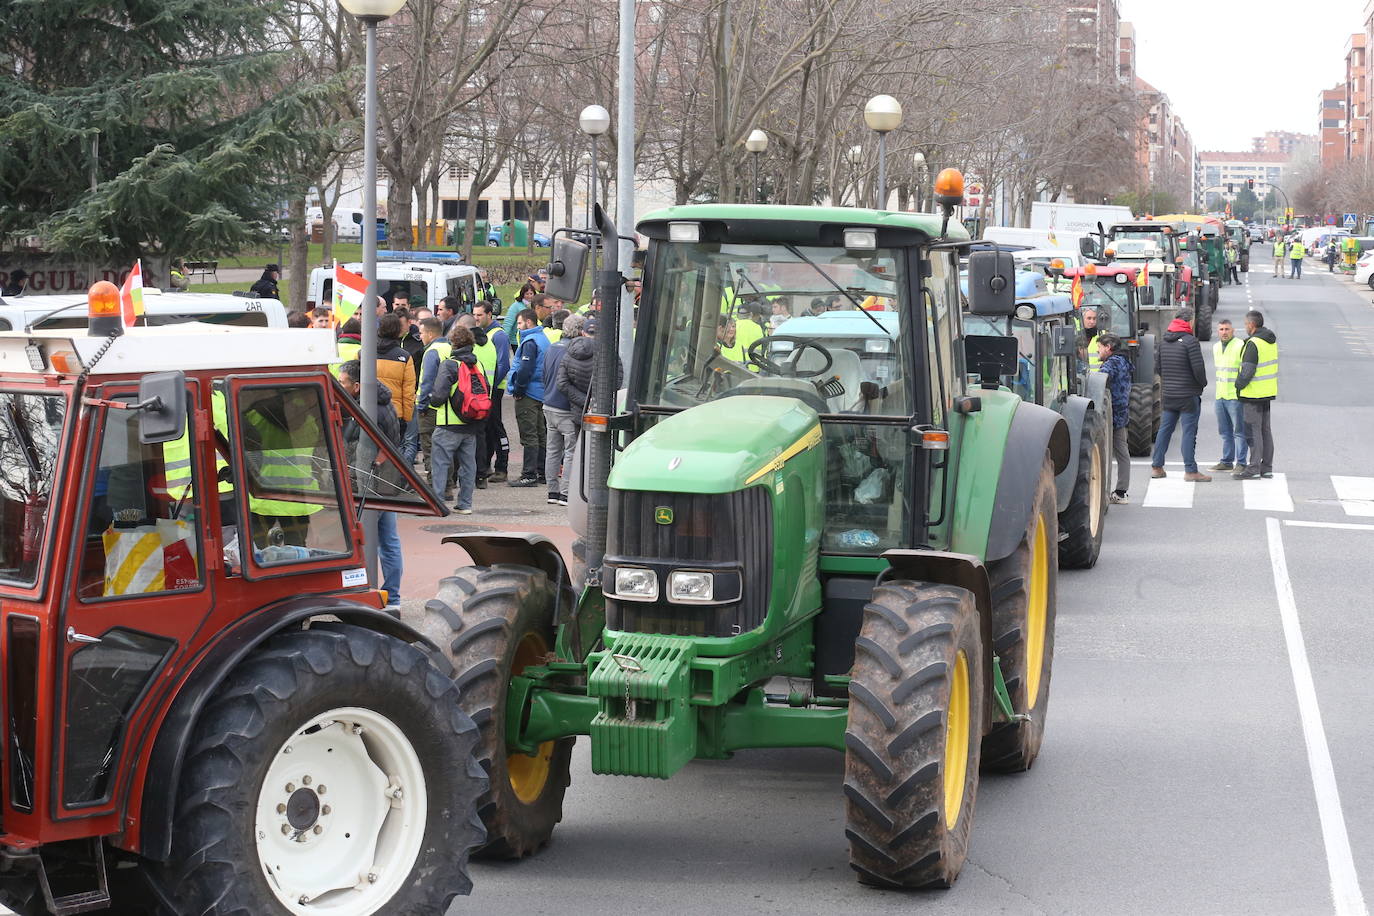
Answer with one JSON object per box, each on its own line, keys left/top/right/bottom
{"left": 1355, "top": 251, "right": 1374, "bottom": 288}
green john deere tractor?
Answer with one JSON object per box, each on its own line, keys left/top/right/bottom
{"left": 419, "top": 189, "right": 1069, "bottom": 888}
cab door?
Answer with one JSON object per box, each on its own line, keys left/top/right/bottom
{"left": 55, "top": 377, "right": 212, "bottom": 819}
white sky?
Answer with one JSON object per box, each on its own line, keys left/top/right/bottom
{"left": 1118, "top": 0, "right": 1356, "bottom": 151}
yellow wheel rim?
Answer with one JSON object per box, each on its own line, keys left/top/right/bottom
{"left": 942, "top": 651, "right": 971, "bottom": 829}
{"left": 507, "top": 632, "right": 554, "bottom": 804}
{"left": 1026, "top": 516, "right": 1049, "bottom": 709}
{"left": 1088, "top": 445, "right": 1103, "bottom": 539}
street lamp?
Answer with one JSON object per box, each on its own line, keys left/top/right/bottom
{"left": 579, "top": 105, "right": 611, "bottom": 225}
{"left": 745, "top": 129, "right": 768, "bottom": 203}
{"left": 846, "top": 144, "right": 864, "bottom": 206}
{"left": 864, "top": 94, "right": 902, "bottom": 209}
{"left": 913, "top": 151, "right": 926, "bottom": 211}
{"left": 337, "top": 0, "right": 406, "bottom": 606}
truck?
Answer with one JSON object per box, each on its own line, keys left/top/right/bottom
{"left": 1224, "top": 219, "right": 1251, "bottom": 272}
{"left": 418, "top": 178, "right": 1072, "bottom": 889}
{"left": 1030, "top": 201, "right": 1134, "bottom": 236}
{"left": 305, "top": 250, "right": 485, "bottom": 314}
{"left": 0, "top": 289, "right": 486, "bottom": 914}
{"left": 963, "top": 294, "right": 1112, "bottom": 568}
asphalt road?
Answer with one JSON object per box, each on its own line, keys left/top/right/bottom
{"left": 456, "top": 251, "right": 1374, "bottom": 916}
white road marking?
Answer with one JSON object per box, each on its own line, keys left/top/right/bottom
{"left": 1142, "top": 476, "right": 1193, "bottom": 508}
{"left": 1285, "top": 520, "right": 1374, "bottom": 532}
{"left": 1331, "top": 476, "right": 1374, "bottom": 516}
{"left": 1243, "top": 472, "right": 1293, "bottom": 512}
{"left": 1264, "top": 518, "right": 1368, "bottom": 916}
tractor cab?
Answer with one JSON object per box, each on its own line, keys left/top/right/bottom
{"left": 0, "top": 287, "right": 488, "bottom": 915}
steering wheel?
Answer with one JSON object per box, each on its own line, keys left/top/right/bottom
{"left": 746, "top": 335, "right": 835, "bottom": 377}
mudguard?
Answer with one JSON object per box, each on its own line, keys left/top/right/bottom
{"left": 137, "top": 597, "right": 433, "bottom": 861}
{"left": 441, "top": 531, "right": 572, "bottom": 592}
{"left": 984, "top": 403, "right": 1071, "bottom": 563}
{"left": 1053, "top": 394, "right": 1094, "bottom": 513}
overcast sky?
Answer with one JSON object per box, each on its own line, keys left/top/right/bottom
{"left": 1118, "top": 0, "right": 1357, "bottom": 151}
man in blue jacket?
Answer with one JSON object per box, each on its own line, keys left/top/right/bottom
{"left": 473, "top": 301, "right": 511, "bottom": 482}
{"left": 507, "top": 308, "right": 550, "bottom": 487}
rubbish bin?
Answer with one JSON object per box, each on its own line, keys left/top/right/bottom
{"left": 310, "top": 221, "right": 326, "bottom": 244}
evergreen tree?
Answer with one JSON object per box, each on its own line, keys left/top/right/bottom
{"left": 0, "top": 0, "right": 324, "bottom": 264}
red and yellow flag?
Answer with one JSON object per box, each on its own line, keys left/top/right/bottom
{"left": 120, "top": 260, "right": 145, "bottom": 326}
{"left": 1136, "top": 264, "right": 1148, "bottom": 288}
{"left": 1070, "top": 274, "right": 1083, "bottom": 309}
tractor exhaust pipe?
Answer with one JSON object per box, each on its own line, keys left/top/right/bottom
{"left": 581, "top": 203, "right": 622, "bottom": 587}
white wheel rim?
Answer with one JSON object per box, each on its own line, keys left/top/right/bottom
{"left": 255, "top": 707, "right": 427, "bottom": 915}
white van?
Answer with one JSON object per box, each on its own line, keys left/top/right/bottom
{"left": 306, "top": 251, "right": 485, "bottom": 314}
{"left": 306, "top": 207, "right": 387, "bottom": 242}
{"left": 0, "top": 288, "right": 289, "bottom": 332}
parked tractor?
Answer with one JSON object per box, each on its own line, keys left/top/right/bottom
{"left": 420, "top": 177, "right": 1071, "bottom": 889}
{"left": 964, "top": 294, "right": 1111, "bottom": 568}
{"left": 0, "top": 288, "right": 485, "bottom": 914}
{"left": 1225, "top": 219, "right": 1250, "bottom": 272}
{"left": 1061, "top": 264, "right": 1162, "bottom": 456}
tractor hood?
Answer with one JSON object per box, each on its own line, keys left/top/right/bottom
{"left": 611, "top": 396, "right": 821, "bottom": 494}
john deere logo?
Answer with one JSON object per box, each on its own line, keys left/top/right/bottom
{"left": 654, "top": 507, "right": 674, "bottom": 525}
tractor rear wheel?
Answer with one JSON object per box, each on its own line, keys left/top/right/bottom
{"left": 1126, "top": 382, "right": 1154, "bottom": 456}
{"left": 415, "top": 565, "right": 574, "bottom": 859}
{"left": 142, "top": 627, "right": 485, "bottom": 915}
{"left": 1194, "top": 292, "right": 1213, "bottom": 341}
{"left": 844, "top": 582, "right": 985, "bottom": 889}
{"left": 1059, "top": 414, "right": 1108, "bottom": 569}
{"left": 982, "top": 456, "right": 1058, "bottom": 772}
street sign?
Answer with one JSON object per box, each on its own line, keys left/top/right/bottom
{"left": 1343, "top": 213, "right": 1358, "bottom": 228}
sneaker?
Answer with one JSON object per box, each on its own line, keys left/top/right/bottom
{"left": 1261, "top": 471, "right": 1274, "bottom": 479}
{"left": 557, "top": 494, "right": 569, "bottom": 506}
{"left": 454, "top": 506, "right": 473, "bottom": 514}
{"left": 475, "top": 477, "right": 488, "bottom": 489}
{"left": 1109, "top": 492, "right": 1129, "bottom": 505}
{"left": 1184, "top": 471, "right": 1212, "bottom": 482}
{"left": 547, "top": 493, "right": 562, "bottom": 504}
{"left": 1233, "top": 467, "right": 1260, "bottom": 480}
{"left": 537, "top": 476, "right": 548, "bottom": 485}
{"left": 1210, "top": 462, "right": 1234, "bottom": 471}
{"left": 1151, "top": 466, "right": 1166, "bottom": 478}
{"left": 488, "top": 471, "right": 508, "bottom": 483}
{"left": 508, "top": 477, "right": 539, "bottom": 488}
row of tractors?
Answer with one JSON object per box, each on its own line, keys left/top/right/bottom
{"left": 0, "top": 176, "right": 1187, "bottom": 914}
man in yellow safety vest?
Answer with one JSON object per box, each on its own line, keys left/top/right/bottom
{"left": 1233, "top": 309, "right": 1278, "bottom": 480}
{"left": 1209, "top": 319, "right": 1248, "bottom": 472}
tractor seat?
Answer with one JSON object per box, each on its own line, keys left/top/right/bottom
{"left": 794, "top": 347, "right": 866, "bottom": 413}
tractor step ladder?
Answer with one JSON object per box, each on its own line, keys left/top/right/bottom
{"left": 37, "top": 838, "right": 111, "bottom": 915}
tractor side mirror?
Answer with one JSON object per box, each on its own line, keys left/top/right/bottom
{"left": 963, "top": 334, "right": 1018, "bottom": 386}
{"left": 966, "top": 249, "right": 1016, "bottom": 315}
{"left": 137, "top": 370, "right": 186, "bottom": 444}
{"left": 1139, "top": 286, "right": 1155, "bottom": 306}
{"left": 545, "top": 235, "right": 590, "bottom": 303}
{"left": 1079, "top": 236, "right": 1098, "bottom": 260}
{"left": 1052, "top": 325, "right": 1077, "bottom": 358}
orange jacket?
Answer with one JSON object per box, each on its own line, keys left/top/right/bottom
{"left": 376, "top": 340, "right": 417, "bottom": 421}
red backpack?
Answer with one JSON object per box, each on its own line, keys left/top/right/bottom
{"left": 447, "top": 358, "right": 492, "bottom": 422}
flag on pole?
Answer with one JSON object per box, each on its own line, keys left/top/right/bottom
{"left": 333, "top": 262, "right": 368, "bottom": 323}
{"left": 1070, "top": 274, "right": 1083, "bottom": 309}
{"left": 1136, "top": 264, "right": 1148, "bottom": 288}
{"left": 120, "top": 260, "right": 145, "bottom": 326}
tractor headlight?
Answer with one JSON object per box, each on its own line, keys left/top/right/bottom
{"left": 614, "top": 567, "right": 659, "bottom": 601}
{"left": 668, "top": 570, "right": 714, "bottom": 603}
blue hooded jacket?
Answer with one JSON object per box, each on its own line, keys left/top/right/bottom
{"left": 509, "top": 326, "right": 550, "bottom": 401}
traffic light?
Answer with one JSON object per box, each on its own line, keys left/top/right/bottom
{"left": 1247, "top": 178, "right": 1255, "bottom": 190}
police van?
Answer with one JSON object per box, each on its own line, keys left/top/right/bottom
{"left": 305, "top": 251, "right": 485, "bottom": 314}
{"left": 0, "top": 288, "right": 288, "bottom": 331}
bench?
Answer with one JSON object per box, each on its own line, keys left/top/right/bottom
{"left": 184, "top": 260, "right": 218, "bottom": 281}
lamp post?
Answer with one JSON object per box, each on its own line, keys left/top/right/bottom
{"left": 913, "top": 151, "right": 926, "bottom": 211}
{"left": 863, "top": 94, "right": 902, "bottom": 209}
{"left": 337, "top": 0, "right": 406, "bottom": 603}
{"left": 579, "top": 105, "right": 610, "bottom": 227}
{"left": 846, "top": 144, "right": 863, "bottom": 206}
{"left": 745, "top": 129, "right": 768, "bottom": 203}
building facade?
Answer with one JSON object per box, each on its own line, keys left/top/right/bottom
{"left": 1346, "top": 32, "right": 1368, "bottom": 162}
{"left": 1199, "top": 153, "right": 1287, "bottom": 213}
{"left": 1320, "top": 87, "right": 1347, "bottom": 170}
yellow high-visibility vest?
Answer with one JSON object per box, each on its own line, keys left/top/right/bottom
{"left": 1243, "top": 337, "right": 1278, "bottom": 399}
{"left": 1213, "top": 337, "right": 1243, "bottom": 400}
{"left": 420, "top": 340, "right": 452, "bottom": 411}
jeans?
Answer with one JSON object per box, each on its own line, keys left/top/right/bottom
{"left": 515, "top": 395, "right": 546, "bottom": 479}
{"left": 1215, "top": 398, "right": 1248, "bottom": 465}
{"left": 1112, "top": 425, "right": 1130, "bottom": 495}
{"left": 1290, "top": 257, "right": 1302, "bottom": 278}
{"left": 1150, "top": 397, "right": 1201, "bottom": 473}
{"left": 480, "top": 387, "right": 510, "bottom": 476}
{"left": 431, "top": 426, "right": 478, "bottom": 509}
{"left": 376, "top": 511, "right": 402, "bottom": 605}
{"left": 543, "top": 406, "right": 579, "bottom": 496}
{"left": 1242, "top": 400, "right": 1274, "bottom": 473}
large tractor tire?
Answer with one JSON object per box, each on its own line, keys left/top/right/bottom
{"left": 844, "top": 582, "right": 985, "bottom": 889}
{"left": 1059, "top": 412, "right": 1108, "bottom": 569}
{"left": 982, "top": 456, "right": 1058, "bottom": 772}
{"left": 142, "top": 627, "right": 486, "bottom": 915}
{"left": 1126, "top": 382, "right": 1155, "bottom": 456}
{"left": 415, "top": 565, "right": 574, "bottom": 859}
{"left": 1194, "top": 292, "right": 1213, "bottom": 342}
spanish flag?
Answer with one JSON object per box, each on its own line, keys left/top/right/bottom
{"left": 1070, "top": 274, "right": 1083, "bottom": 309}
{"left": 120, "top": 260, "right": 145, "bottom": 326}
{"left": 1136, "top": 263, "right": 1148, "bottom": 288}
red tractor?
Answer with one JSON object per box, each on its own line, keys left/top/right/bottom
{"left": 0, "top": 284, "right": 484, "bottom": 914}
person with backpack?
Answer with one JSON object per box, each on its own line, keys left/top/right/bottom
{"left": 428, "top": 325, "right": 492, "bottom": 514}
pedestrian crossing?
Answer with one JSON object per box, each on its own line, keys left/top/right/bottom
{"left": 1126, "top": 467, "right": 1374, "bottom": 515}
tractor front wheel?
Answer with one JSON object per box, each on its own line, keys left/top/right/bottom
{"left": 1059, "top": 414, "right": 1108, "bottom": 569}
{"left": 982, "top": 455, "right": 1058, "bottom": 772}
{"left": 844, "top": 581, "right": 985, "bottom": 889}
{"left": 143, "top": 627, "right": 485, "bottom": 916}
{"left": 415, "top": 565, "right": 574, "bottom": 859}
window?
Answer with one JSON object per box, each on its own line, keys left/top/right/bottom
{"left": 79, "top": 396, "right": 202, "bottom": 599}
{"left": 922, "top": 250, "right": 960, "bottom": 424}
{"left": 501, "top": 199, "right": 552, "bottom": 221}
{"left": 442, "top": 199, "right": 489, "bottom": 221}
{"left": 0, "top": 392, "right": 66, "bottom": 586}
{"left": 448, "top": 163, "right": 471, "bottom": 181}
{"left": 234, "top": 385, "right": 350, "bottom": 567}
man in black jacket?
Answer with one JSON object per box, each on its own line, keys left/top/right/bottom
{"left": 1150, "top": 307, "right": 1212, "bottom": 482}
{"left": 1233, "top": 309, "right": 1278, "bottom": 480}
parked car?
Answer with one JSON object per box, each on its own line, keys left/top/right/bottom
{"left": 1355, "top": 250, "right": 1374, "bottom": 288}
